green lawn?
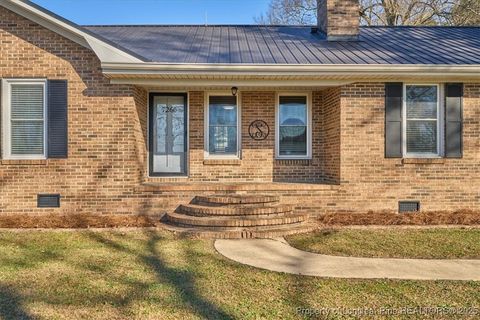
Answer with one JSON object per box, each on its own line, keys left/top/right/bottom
{"left": 287, "top": 228, "right": 480, "bottom": 259}
{"left": 0, "top": 230, "right": 478, "bottom": 319}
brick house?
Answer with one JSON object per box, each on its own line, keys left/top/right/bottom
{"left": 0, "top": 0, "right": 479, "bottom": 233}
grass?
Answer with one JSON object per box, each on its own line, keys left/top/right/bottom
{"left": 287, "top": 228, "right": 480, "bottom": 259}
{"left": 0, "top": 213, "right": 159, "bottom": 228}
{"left": 0, "top": 230, "right": 478, "bottom": 319}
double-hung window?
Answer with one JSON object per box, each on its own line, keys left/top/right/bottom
{"left": 403, "top": 84, "right": 441, "bottom": 157}
{"left": 276, "top": 94, "right": 311, "bottom": 159}
{"left": 2, "top": 79, "right": 47, "bottom": 159}
{"left": 206, "top": 94, "right": 240, "bottom": 157}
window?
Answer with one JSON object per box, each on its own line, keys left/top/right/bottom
{"left": 276, "top": 94, "right": 311, "bottom": 159}
{"left": 403, "top": 84, "right": 441, "bottom": 157}
{"left": 206, "top": 94, "right": 240, "bottom": 157}
{"left": 2, "top": 79, "right": 47, "bottom": 159}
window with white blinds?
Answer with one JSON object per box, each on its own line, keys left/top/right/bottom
{"left": 403, "top": 84, "right": 441, "bottom": 157}
{"left": 2, "top": 80, "right": 47, "bottom": 159}
{"left": 206, "top": 94, "right": 240, "bottom": 158}
{"left": 276, "top": 94, "right": 312, "bottom": 159}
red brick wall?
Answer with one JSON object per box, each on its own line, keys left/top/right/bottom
{"left": 1, "top": 7, "right": 480, "bottom": 216}
{"left": 0, "top": 7, "right": 145, "bottom": 214}
{"left": 336, "top": 82, "right": 480, "bottom": 212}
{"left": 320, "top": 87, "right": 341, "bottom": 184}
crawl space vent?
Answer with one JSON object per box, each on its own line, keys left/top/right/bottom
{"left": 37, "top": 194, "right": 61, "bottom": 208}
{"left": 398, "top": 201, "right": 420, "bottom": 213}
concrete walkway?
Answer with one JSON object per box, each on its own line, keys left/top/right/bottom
{"left": 214, "top": 238, "right": 480, "bottom": 281}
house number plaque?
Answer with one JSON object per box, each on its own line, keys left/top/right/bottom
{"left": 248, "top": 120, "right": 270, "bottom": 141}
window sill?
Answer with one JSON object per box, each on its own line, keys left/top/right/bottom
{"left": 203, "top": 159, "right": 241, "bottom": 166}
{"left": 401, "top": 158, "right": 445, "bottom": 165}
{"left": 1, "top": 159, "right": 48, "bottom": 166}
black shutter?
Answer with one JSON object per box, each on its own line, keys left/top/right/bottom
{"left": 385, "top": 83, "right": 403, "bottom": 158}
{"left": 445, "top": 83, "right": 463, "bottom": 158}
{"left": 47, "top": 80, "right": 68, "bottom": 158}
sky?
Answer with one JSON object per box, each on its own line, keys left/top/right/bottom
{"left": 31, "top": 0, "right": 270, "bottom": 25}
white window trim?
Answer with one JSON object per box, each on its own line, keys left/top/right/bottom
{"left": 402, "top": 83, "right": 444, "bottom": 159}
{"left": 275, "top": 92, "right": 312, "bottom": 160}
{"left": 204, "top": 91, "right": 241, "bottom": 159}
{"left": 1, "top": 79, "right": 48, "bottom": 160}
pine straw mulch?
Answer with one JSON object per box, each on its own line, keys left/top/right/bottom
{"left": 317, "top": 210, "right": 480, "bottom": 226}
{"left": 0, "top": 211, "right": 479, "bottom": 229}
{"left": 0, "top": 213, "right": 162, "bottom": 229}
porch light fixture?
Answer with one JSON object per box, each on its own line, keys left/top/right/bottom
{"left": 231, "top": 87, "right": 238, "bottom": 96}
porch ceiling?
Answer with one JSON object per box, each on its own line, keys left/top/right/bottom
{"left": 109, "top": 77, "right": 352, "bottom": 89}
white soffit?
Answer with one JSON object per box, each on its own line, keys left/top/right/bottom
{"left": 0, "top": 0, "right": 142, "bottom": 63}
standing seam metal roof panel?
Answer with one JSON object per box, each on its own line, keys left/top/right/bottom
{"left": 84, "top": 25, "right": 480, "bottom": 65}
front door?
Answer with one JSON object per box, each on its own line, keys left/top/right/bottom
{"left": 149, "top": 93, "right": 187, "bottom": 176}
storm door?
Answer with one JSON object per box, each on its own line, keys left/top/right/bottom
{"left": 149, "top": 94, "right": 187, "bottom": 176}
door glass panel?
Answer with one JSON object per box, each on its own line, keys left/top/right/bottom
{"left": 154, "top": 97, "right": 168, "bottom": 154}
{"left": 170, "top": 97, "right": 185, "bottom": 153}
{"left": 151, "top": 95, "right": 186, "bottom": 175}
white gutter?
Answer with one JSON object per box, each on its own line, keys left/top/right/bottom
{"left": 102, "top": 62, "right": 480, "bottom": 79}
{"left": 102, "top": 62, "right": 480, "bottom": 74}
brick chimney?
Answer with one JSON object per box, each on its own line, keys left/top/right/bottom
{"left": 317, "top": 0, "right": 360, "bottom": 41}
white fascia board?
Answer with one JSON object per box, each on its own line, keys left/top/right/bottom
{"left": 101, "top": 62, "right": 480, "bottom": 79}
{"left": 1, "top": 0, "right": 142, "bottom": 63}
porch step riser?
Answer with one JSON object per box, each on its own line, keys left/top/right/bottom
{"left": 193, "top": 195, "right": 280, "bottom": 206}
{"left": 193, "top": 201, "right": 280, "bottom": 208}
{"left": 176, "top": 204, "right": 294, "bottom": 217}
{"left": 162, "top": 223, "right": 316, "bottom": 239}
{"left": 165, "top": 212, "right": 307, "bottom": 228}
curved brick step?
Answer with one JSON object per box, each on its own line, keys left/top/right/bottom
{"left": 176, "top": 203, "right": 294, "bottom": 217}
{"left": 162, "top": 221, "right": 316, "bottom": 239}
{"left": 165, "top": 212, "right": 308, "bottom": 228}
{"left": 193, "top": 194, "right": 279, "bottom": 206}
{"left": 164, "top": 193, "right": 310, "bottom": 239}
